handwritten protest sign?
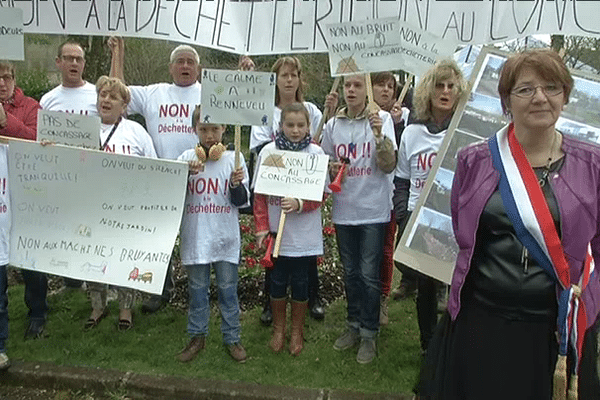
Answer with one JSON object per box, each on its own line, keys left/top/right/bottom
{"left": 200, "top": 69, "right": 276, "bottom": 127}
{"left": 4, "top": 1, "right": 600, "bottom": 55}
{"left": 325, "top": 18, "right": 457, "bottom": 76}
{"left": 8, "top": 141, "right": 188, "bottom": 295}
{"left": 0, "top": 8, "right": 24, "bottom": 60}
{"left": 254, "top": 149, "right": 328, "bottom": 202}
{"left": 37, "top": 110, "right": 101, "bottom": 149}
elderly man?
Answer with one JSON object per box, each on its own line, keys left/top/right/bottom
{"left": 0, "top": 61, "right": 47, "bottom": 370}
{"left": 109, "top": 37, "right": 208, "bottom": 312}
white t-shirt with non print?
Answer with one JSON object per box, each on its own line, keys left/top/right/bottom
{"left": 250, "top": 101, "right": 322, "bottom": 151}
{"left": 0, "top": 145, "right": 10, "bottom": 265}
{"left": 177, "top": 150, "right": 249, "bottom": 265}
{"left": 395, "top": 123, "right": 446, "bottom": 211}
{"left": 100, "top": 119, "right": 157, "bottom": 158}
{"left": 40, "top": 82, "right": 98, "bottom": 117}
{"left": 320, "top": 109, "right": 396, "bottom": 225}
{"left": 254, "top": 142, "right": 327, "bottom": 257}
{"left": 127, "top": 82, "right": 201, "bottom": 160}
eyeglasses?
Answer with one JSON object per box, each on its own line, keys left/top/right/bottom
{"left": 511, "top": 84, "right": 563, "bottom": 98}
{"left": 0, "top": 74, "right": 14, "bottom": 82}
{"left": 61, "top": 55, "right": 85, "bottom": 63}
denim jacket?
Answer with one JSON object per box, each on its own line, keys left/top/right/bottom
{"left": 448, "top": 127, "right": 600, "bottom": 330}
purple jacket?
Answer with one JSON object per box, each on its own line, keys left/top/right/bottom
{"left": 449, "top": 128, "right": 600, "bottom": 330}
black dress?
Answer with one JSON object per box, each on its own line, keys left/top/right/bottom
{"left": 419, "top": 159, "right": 600, "bottom": 400}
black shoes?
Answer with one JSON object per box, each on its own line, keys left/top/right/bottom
{"left": 24, "top": 319, "right": 46, "bottom": 340}
{"left": 309, "top": 296, "right": 325, "bottom": 321}
{"left": 141, "top": 295, "right": 167, "bottom": 314}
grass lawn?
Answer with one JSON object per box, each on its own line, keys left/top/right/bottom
{"left": 4, "top": 279, "right": 421, "bottom": 396}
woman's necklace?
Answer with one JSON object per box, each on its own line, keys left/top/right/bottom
{"left": 538, "top": 131, "right": 558, "bottom": 187}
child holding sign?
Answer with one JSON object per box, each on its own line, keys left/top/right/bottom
{"left": 321, "top": 74, "right": 396, "bottom": 364}
{"left": 253, "top": 103, "right": 328, "bottom": 356}
{"left": 177, "top": 106, "right": 249, "bottom": 364}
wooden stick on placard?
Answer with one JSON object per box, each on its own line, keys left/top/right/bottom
{"left": 364, "top": 74, "right": 381, "bottom": 138}
{"left": 313, "top": 76, "right": 342, "bottom": 143}
{"left": 272, "top": 209, "right": 287, "bottom": 258}
{"left": 234, "top": 125, "right": 241, "bottom": 169}
{"left": 397, "top": 74, "right": 414, "bottom": 105}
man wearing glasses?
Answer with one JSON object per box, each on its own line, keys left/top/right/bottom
{"left": 40, "top": 42, "right": 98, "bottom": 117}
{"left": 39, "top": 42, "right": 97, "bottom": 303}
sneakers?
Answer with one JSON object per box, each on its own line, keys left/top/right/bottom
{"left": 0, "top": 352, "right": 10, "bottom": 370}
{"left": 333, "top": 328, "right": 360, "bottom": 351}
{"left": 177, "top": 336, "right": 206, "bottom": 363}
{"left": 356, "top": 338, "right": 377, "bottom": 364}
{"left": 380, "top": 295, "right": 389, "bottom": 325}
{"left": 227, "top": 343, "right": 247, "bottom": 363}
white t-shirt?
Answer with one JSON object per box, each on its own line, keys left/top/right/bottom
{"left": 254, "top": 142, "right": 326, "bottom": 257}
{"left": 177, "top": 150, "right": 249, "bottom": 265}
{"left": 395, "top": 123, "right": 446, "bottom": 211}
{"left": 100, "top": 119, "right": 157, "bottom": 158}
{"left": 321, "top": 109, "right": 396, "bottom": 225}
{"left": 0, "top": 145, "right": 10, "bottom": 265}
{"left": 40, "top": 82, "right": 98, "bottom": 117}
{"left": 250, "top": 101, "right": 322, "bottom": 151}
{"left": 127, "top": 82, "right": 201, "bottom": 160}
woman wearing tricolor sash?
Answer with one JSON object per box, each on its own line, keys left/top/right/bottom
{"left": 421, "top": 50, "right": 600, "bottom": 399}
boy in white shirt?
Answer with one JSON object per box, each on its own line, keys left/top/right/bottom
{"left": 176, "top": 106, "right": 249, "bottom": 363}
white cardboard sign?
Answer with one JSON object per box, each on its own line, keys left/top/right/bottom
{"left": 8, "top": 141, "right": 188, "bottom": 295}
{"left": 254, "top": 149, "right": 329, "bottom": 202}
{"left": 200, "top": 69, "right": 276, "bottom": 127}
{"left": 37, "top": 110, "right": 101, "bottom": 150}
{"left": 0, "top": 8, "right": 24, "bottom": 61}
{"left": 325, "top": 18, "right": 457, "bottom": 76}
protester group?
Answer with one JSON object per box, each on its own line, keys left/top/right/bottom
{"left": 1, "top": 35, "right": 599, "bottom": 400}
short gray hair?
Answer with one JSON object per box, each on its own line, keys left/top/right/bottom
{"left": 170, "top": 45, "right": 199, "bottom": 64}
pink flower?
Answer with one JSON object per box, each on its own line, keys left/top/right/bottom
{"left": 317, "top": 256, "right": 324, "bottom": 266}
{"left": 245, "top": 257, "right": 257, "bottom": 268}
{"left": 240, "top": 225, "right": 251, "bottom": 233}
{"left": 323, "top": 226, "right": 336, "bottom": 236}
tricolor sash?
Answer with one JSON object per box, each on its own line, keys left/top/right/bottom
{"left": 488, "top": 124, "right": 595, "bottom": 399}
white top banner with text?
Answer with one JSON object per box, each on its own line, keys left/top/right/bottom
{"left": 9, "top": 141, "right": 188, "bottom": 295}
{"left": 3, "top": 1, "right": 600, "bottom": 55}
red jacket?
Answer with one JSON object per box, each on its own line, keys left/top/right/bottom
{"left": 1, "top": 86, "right": 39, "bottom": 140}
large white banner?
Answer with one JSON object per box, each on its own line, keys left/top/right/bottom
{"left": 8, "top": 141, "right": 188, "bottom": 295}
{"left": 324, "top": 17, "right": 457, "bottom": 76}
{"left": 2, "top": 1, "right": 600, "bottom": 55}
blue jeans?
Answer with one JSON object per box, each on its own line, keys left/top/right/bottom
{"left": 335, "top": 223, "right": 386, "bottom": 338}
{"left": 271, "top": 256, "right": 312, "bottom": 302}
{"left": 185, "top": 261, "right": 241, "bottom": 345}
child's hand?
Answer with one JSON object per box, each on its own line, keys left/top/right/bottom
{"left": 324, "top": 92, "right": 339, "bottom": 115}
{"left": 281, "top": 197, "right": 300, "bottom": 213}
{"left": 230, "top": 167, "right": 244, "bottom": 187}
{"left": 368, "top": 111, "right": 383, "bottom": 140}
{"left": 256, "top": 232, "right": 268, "bottom": 249}
{"left": 329, "top": 160, "right": 347, "bottom": 182}
{"left": 188, "top": 160, "right": 204, "bottom": 174}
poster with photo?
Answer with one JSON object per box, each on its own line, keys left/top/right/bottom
{"left": 394, "top": 46, "right": 600, "bottom": 284}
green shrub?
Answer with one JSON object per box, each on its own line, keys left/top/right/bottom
{"left": 16, "top": 68, "right": 54, "bottom": 101}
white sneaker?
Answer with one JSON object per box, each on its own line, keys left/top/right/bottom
{"left": 0, "top": 352, "right": 10, "bottom": 370}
